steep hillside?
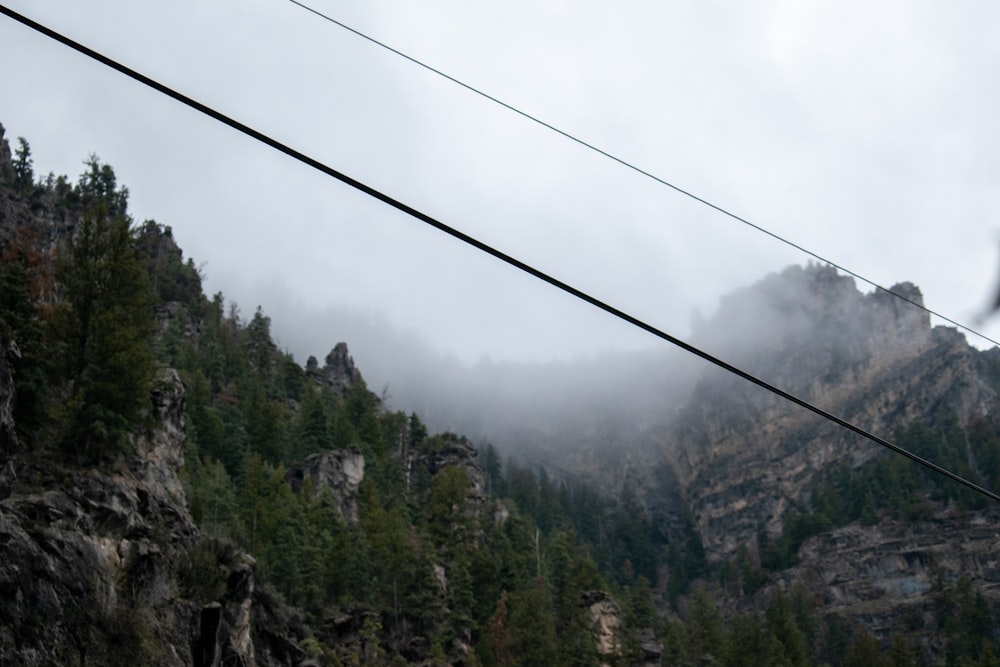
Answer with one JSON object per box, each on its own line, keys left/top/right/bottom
{"left": 656, "top": 264, "right": 997, "bottom": 557}
{"left": 634, "top": 264, "right": 1000, "bottom": 656}
{"left": 0, "top": 124, "right": 661, "bottom": 666}
{"left": 6, "top": 122, "right": 1000, "bottom": 665}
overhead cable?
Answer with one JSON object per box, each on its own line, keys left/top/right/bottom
{"left": 286, "top": 0, "right": 1000, "bottom": 349}
{"left": 2, "top": 4, "right": 998, "bottom": 504}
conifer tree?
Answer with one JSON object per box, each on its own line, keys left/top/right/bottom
{"left": 52, "top": 172, "right": 154, "bottom": 459}
{"left": 0, "top": 246, "right": 47, "bottom": 439}
{"left": 12, "top": 137, "right": 33, "bottom": 192}
{"left": 506, "top": 578, "right": 559, "bottom": 667}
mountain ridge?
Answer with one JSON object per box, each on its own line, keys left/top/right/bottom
{"left": 4, "top": 122, "right": 1000, "bottom": 664}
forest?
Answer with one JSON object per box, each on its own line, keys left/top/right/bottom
{"left": 2, "top": 130, "right": 1000, "bottom": 665}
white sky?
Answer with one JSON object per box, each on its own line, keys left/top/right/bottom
{"left": 2, "top": 1, "right": 999, "bottom": 368}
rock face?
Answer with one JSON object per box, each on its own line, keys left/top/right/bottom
{"left": 587, "top": 591, "right": 622, "bottom": 664}
{"left": 407, "top": 435, "right": 488, "bottom": 514}
{"left": 0, "top": 336, "right": 17, "bottom": 454}
{"left": 587, "top": 263, "right": 1000, "bottom": 645}
{"left": 0, "top": 368, "right": 195, "bottom": 664}
{"left": 766, "top": 506, "right": 1000, "bottom": 639}
{"left": 644, "top": 265, "right": 999, "bottom": 560}
{"left": 285, "top": 449, "right": 366, "bottom": 523}
{"left": 319, "top": 342, "right": 364, "bottom": 398}
{"left": 0, "top": 124, "right": 80, "bottom": 258}
{"left": 0, "top": 368, "right": 305, "bottom": 666}
{"left": 585, "top": 591, "right": 662, "bottom": 667}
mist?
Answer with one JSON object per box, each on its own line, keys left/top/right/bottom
{"left": 253, "top": 279, "right": 705, "bottom": 464}
{"left": 249, "top": 260, "right": 930, "bottom": 475}
{"left": 252, "top": 259, "right": 962, "bottom": 487}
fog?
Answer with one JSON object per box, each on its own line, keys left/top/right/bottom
{"left": 4, "top": 0, "right": 1000, "bottom": 378}
{"left": 256, "top": 260, "right": 939, "bottom": 469}
{"left": 4, "top": 1, "right": 999, "bottom": 468}
{"left": 255, "top": 279, "right": 701, "bottom": 461}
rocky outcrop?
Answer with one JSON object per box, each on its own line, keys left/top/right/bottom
{"left": 0, "top": 367, "right": 196, "bottom": 665}
{"left": 585, "top": 591, "right": 662, "bottom": 667}
{"left": 0, "top": 368, "right": 306, "bottom": 665}
{"left": 285, "top": 449, "right": 366, "bottom": 523}
{"left": 0, "top": 124, "right": 79, "bottom": 257}
{"left": 754, "top": 504, "right": 1000, "bottom": 643}
{"left": 315, "top": 342, "right": 364, "bottom": 398}
{"left": 407, "top": 435, "right": 488, "bottom": 513}
{"left": 587, "top": 591, "right": 621, "bottom": 664}
{"left": 0, "top": 336, "right": 17, "bottom": 454}
{"left": 643, "top": 265, "right": 999, "bottom": 561}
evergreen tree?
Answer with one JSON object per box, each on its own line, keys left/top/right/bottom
{"left": 686, "top": 586, "right": 724, "bottom": 666}
{"left": 0, "top": 244, "right": 47, "bottom": 439}
{"left": 52, "top": 191, "right": 154, "bottom": 459}
{"left": 765, "top": 589, "right": 810, "bottom": 667}
{"left": 844, "top": 629, "right": 886, "bottom": 667}
{"left": 294, "top": 386, "right": 332, "bottom": 460}
{"left": 506, "top": 578, "right": 559, "bottom": 667}
{"left": 723, "top": 610, "right": 774, "bottom": 667}
{"left": 13, "top": 137, "right": 33, "bottom": 193}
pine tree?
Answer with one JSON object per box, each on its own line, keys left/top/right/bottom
{"left": 0, "top": 246, "right": 47, "bottom": 440}
{"left": 686, "top": 586, "right": 724, "bottom": 666}
{"left": 12, "top": 137, "right": 33, "bottom": 192}
{"left": 765, "top": 589, "right": 810, "bottom": 667}
{"left": 52, "top": 190, "right": 154, "bottom": 459}
{"left": 506, "top": 578, "right": 559, "bottom": 667}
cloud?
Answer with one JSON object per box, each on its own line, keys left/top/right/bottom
{"left": 3, "top": 0, "right": 1000, "bottom": 373}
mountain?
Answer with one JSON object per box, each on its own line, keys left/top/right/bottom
{"left": 0, "top": 125, "right": 659, "bottom": 666}
{"left": 552, "top": 262, "right": 1000, "bottom": 657}
{"left": 4, "top": 122, "right": 1000, "bottom": 666}
{"left": 653, "top": 264, "right": 997, "bottom": 558}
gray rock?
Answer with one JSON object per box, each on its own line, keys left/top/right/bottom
{"left": 0, "top": 336, "right": 18, "bottom": 455}
{"left": 285, "top": 450, "right": 366, "bottom": 524}
{"left": 322, "top": 342, "right": 363, "bottom": 397}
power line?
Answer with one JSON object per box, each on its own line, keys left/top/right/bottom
{"left": 2, "top": 4, "right": 998, "bottom": 505}
{"left": 286, "top": 0, "right": 1000, "bottom": 350}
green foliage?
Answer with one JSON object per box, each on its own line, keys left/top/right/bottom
{"left": 76, "top": 154, "right": 128, "bottom": 217}
{"left": 505, "top": 578, "right": 559, "bottom": 666}
{"left": 133, "top": 220, "right": 204, "bottom": 308}
{"left": 13, "top": 137, "right": 33, "bottom": 192}
{"left": 938, "top": 576, "right": 998, "bottom": 667}
{"left": 765, "top": 589, "right": 811, "bottom": 666}
{"left": 293, "top": 386, "right": 332, "bottom": 459}
{"left": 667, "top": 514, "right": 708, "bottom": 603}
{"left": 426, "top": 465, "right": 472, "bottom": 547}
{"left": 178, "top": 537, "right": 231, "bottom": 605}
{"left": 5, "top": 138, "right": 663, "bottom": 665}
{"left": 0, "top": 242, "right": 48, "bottom": 439}
{"left": 752, "top": 409, "right": 1000, "bottom": 580}
{"left": 759, "top": 512, "right": 831, "bottom": 572}
{"left": 48, "top": 165, "right": 155, "bottom": 459}
{"left": 686, "top": 586, "right": 724, "bottom": 665}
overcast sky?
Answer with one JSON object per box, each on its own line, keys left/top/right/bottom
{"left": 3, "top": 1, "right": 1000, "bottom": 372}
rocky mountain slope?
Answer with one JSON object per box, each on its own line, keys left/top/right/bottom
{"left": 5, "top": 120, "right": 1000, "bottom": 664}
{"left": 0, "top": 366, "right": 306, "bottom": 665}
{"left": 0, "top": 123, "right": 662, "bottom": 666}
{"left": 655, "top": 264, "right": 997, "bottom": 554}
{"left": 606, "top": 264, "right": 1000, "bottom": 647}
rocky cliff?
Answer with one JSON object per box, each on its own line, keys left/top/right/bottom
{"left": 0, "top": 366, "right": 306, "bottom": 665}
{"left": 285, "top": 450, "right": 365, "bottom": 524}
{"left": 626, "top": 264, "right": 1000, "bottom": 643}
{"left": 772, "top": 506, "right": 1000, "bottom": 639}
{"left": 653, "top": 265, "right": 997, "bottom": 556}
